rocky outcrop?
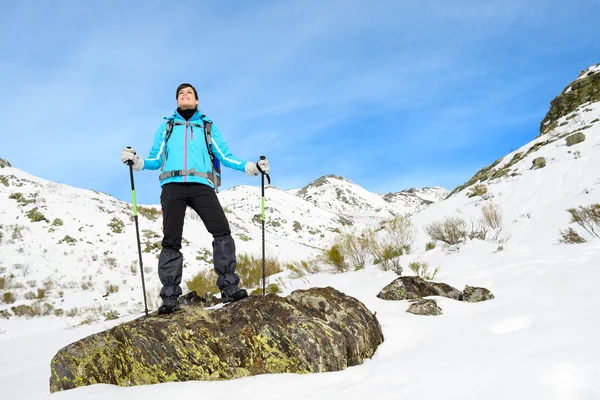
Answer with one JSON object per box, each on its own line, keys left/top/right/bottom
{"left": 49, "top": 287, "right": 383, "bottom": 392}
{"left": 377, "top": 276, "right": 463, "bottom": 301}
{"left": 378, "top": 277, "right": 494, "bottom": 314}
{"left": 0, "top": 158, "right": 11, "bottom": 168}
{"left": 539, "top": 63, "right": 600, "bottom": 136}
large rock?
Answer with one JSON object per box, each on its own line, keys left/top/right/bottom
{"left": 377, "top": 276, "right": 463, "bottom": 301}
{"left": 49, "top": 287, "right": 383, "bottom": 392}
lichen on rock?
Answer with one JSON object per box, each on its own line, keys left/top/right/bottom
{"left": 49, "top": 287, "right": 383, "bottom": 393}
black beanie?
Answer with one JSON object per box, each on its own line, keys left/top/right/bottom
{"left": 176, "top": 83, "right": 198, "bottom": 100}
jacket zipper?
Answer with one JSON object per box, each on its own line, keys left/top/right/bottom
{"left": 184, "top": 124, "right": 188, "bottom": 183}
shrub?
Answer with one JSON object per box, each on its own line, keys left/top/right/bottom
{"left": 425, "top": 217, "right": 467, "bottom": 245}
{"left": 335, "top": 232, "right": 370, "bottom": 270}
{"left": 559, "top": 227, "right": 586, "bottom": 244}
{"left": 105, "top": 283, "right": 120, "bottom": 294}
{"left": 52, "top": 218, "right": 63, "bottom": 226}
{"left": 0, "top": 276, "right": 5, "bottom": 290}
{"left": 108, "top": 217, "right": 125, "bottom": 234}
{"left": 385, "top": 216, "right": 416, "bottom": 254}
{"left": 130, "top": 261, "right": 138, "bottom": 275}
{"left": 26, "top": 207, "right": 49, "bottom": 223}
{"left": 481, "top": 202, "right": 503, "bottom": 230}
{"left": 237, "top": 254, "right": 283, "bottom": 288}
{"left": 322, "top": 244, "right": 347, "bottom": 272}
{"left": 11, "top": 225, "right": 23, "bottom": 241}
{"left": 408, "top": 261, "right": 440, "bottom": 280}
{"left": 2, "top": 292, "right": 15, "bottom": 304}
{"left": 251, "top": 284, "right": 281, "bottom": 296}
{"left": 285, "top": 259, "right": 321, "bottom": 280}
{"left": 425, "top": 241, "right": 436, "bottom": 251}
{"left": 186, "top": 268, "right": 219, "bottom": 296}
{"left": 137, "top": 206, "right": 161, "bottom": 221}
{"left": 36, "top": 288, "right": 46, "bottom": 299}
{"left": 143, "top": 240, "right": 163, "bottom": 254}
{"left": 467, "top": 184, "right": 488, "bottom": 198}
{"left": 24, "top": 291, "right": 37, "bottom": 300}
{"left": 293, "top": 221, "right": 302, "bottom": 232}
{"left": 104, "top": 310, "right": 120, "bottom": 321}
{"left": 195, "top": 248, "right": 212, "bottom": 264}
{"left": 566, "top": 204, "right": 600, "bottom": 238}
{"left": 58, "top": 235, "right": 77, "bottom": 245}
{"left": 103, "top": 257, "right": 118, "bottom": 269}
{"left": 11, "top": 305, "right": 35, "bottom": 317}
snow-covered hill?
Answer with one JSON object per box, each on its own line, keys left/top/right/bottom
{"left": 0, "top": 163, "right": 444, "bottom": 321}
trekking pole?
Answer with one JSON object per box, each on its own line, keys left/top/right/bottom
{"left": 126, "top": 148, "right": 149, "bottom": 317}
{"left": 258, "top": 156, "right": 271, "bottom": 295}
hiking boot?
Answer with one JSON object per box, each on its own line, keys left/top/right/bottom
{"left": 158, "top": 296, "right": 181, "bottom": 315}
{"left": 221, "top": 288, "right": 248, "bottom": 303}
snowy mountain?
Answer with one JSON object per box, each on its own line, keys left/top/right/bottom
{"left": 0, "top": 162, "right": 444, "bottom": 321}
{"left": 296, "top": 174, "right": 447, "bottom": 220}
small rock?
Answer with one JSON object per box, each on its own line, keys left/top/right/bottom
{"left": 566, "top": 132, "right": 585, "bottom": 146}
{"left": 462, "top": 285, "right": 494, "bottom": 302}
{"left": 531, "top": 157, "right": 546, "bottom": 170}
{"left": 406, "top": 299, "right": 442, "bottom": 316}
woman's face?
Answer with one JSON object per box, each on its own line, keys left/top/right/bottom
{"left": 177, "top": 87, "right": 198, "bottom": 110}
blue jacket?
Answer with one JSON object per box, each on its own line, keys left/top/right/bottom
{"left": 143, "top": 110, "right": 247, "bottom": 188}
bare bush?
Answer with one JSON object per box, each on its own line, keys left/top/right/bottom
{"left": 385, "top": 215, "right": 416, "bottom": 254}
{"left": 481, "top": 202, "right": 503, "bottom": 233}
{"left": 566, "top": 204, "right": 600, "bottom": 238}
{"left": 425, "top": 217, "right": 468, "bottom": 245}
{"left": 559, "top": 227, "right": 586, "bottom": 244}
{"left": 285, "top": 259, "right": 321, "bottom": 281}
{"left": 336, "top": 232, "right": 370, "bottom": 270}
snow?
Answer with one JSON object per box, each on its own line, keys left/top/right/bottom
{"left": 1, "top": 96, "right": 600, "bottom": 399}
{"left": 576, "top": 63, "right": 600, "bottom": 81}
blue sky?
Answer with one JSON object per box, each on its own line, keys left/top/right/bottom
{"left": 1, "top": 0, "right": 599, "bottom": 204}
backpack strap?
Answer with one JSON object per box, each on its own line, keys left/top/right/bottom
{"left": 201, "top": 119, "right": 222, "bottom": 192}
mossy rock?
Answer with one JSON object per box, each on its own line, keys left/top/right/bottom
{"left": 531, "top": 157, "right": 546, "bottom": 170}
{"left": 377, "top": 276, "right": 462, "bottom": 301}
{"left": 49, "top": 287, "right": 383, "bottom": 392}
{"left": 565, "top": 132, "right": 586, "bottom": 146}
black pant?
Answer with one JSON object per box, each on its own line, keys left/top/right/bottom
{"left": 158, "top": 183, "right": 240, "bottom": 300}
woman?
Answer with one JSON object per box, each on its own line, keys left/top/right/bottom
{"left": 120, "top": 83, "right": 269, "bottom": 314}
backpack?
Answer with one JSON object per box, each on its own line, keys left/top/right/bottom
{"left": 159, "top": 115, "right": 222, "bottom": 191}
